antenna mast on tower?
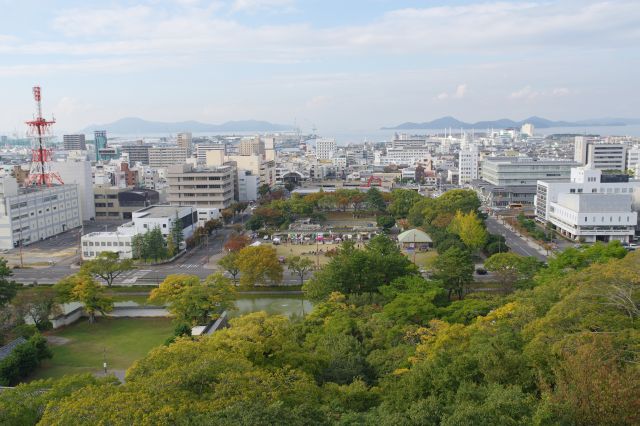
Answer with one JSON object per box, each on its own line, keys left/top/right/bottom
{"left": 24, "top": 86, "right": 63, "bottom": 187}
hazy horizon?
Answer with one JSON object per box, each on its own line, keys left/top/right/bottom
{"left": 1, "top": 0, "right": 639, "bottom": 135}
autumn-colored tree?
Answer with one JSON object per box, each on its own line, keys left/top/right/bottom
{"left": 547, "top": 336, "right": 640, "bottom": 425}
{"left": 54, "top": 273, "right": 113, "bottom": 323}
{"left": 224, "top": 233, "right": 251, "bottom": 252}
{"left": 204, "top": 219, "right": 223, "bottom": 235}
{"left": 148, "top": 273, "right": 236, "bottom": 326}
{"left": 286, "top": 256, "right": 315, "bottom": 285}
{"left": 236, "top": 245, "right": 283, "bottom": 287}
{"left": 221, "top": 208, "right": 234, "bottom": 224}
{"left": 448, "top": 210, "right": 488, "bottom": 252}
{"left": 218, "top": 251, "right": 240, "bottom": 284}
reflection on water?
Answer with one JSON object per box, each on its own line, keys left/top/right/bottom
{"left": 115, "top": 296, "right": 313, "bottom": 318}
{"left": 231, "top": 296, "right": 313, "bottom": 318}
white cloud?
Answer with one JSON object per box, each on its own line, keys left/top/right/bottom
{"left": 510, "top": 86, "right": 571, "bottom": 100}
{"left": 510, "top": 86, "right": 537, "bottom": 100}
{"left": 306, "top": 95, "right": 332, "bottom": 108}
{"left": 0, "top": 1, "right": 634, "bottom": 66}
{"left": 231, "top": 0, "right": 294, "bottom": 12}
{"left": 435, "top": 83, "right": 467, "bottom": 100}
{"left": 552, "top": 87, "right": 570, "bottom": 96}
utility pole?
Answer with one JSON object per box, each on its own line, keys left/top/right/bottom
{"left": 103, "top": 347, "right": 107, "bottom": 375}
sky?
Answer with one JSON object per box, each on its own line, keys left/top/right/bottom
{"left": 0, "top": 0, "right": 639, "bottom": 135}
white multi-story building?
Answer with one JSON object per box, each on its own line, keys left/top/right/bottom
{"left": 481, "top": 157, "right": 577, "bottom": 186}
{"left": 315, "top": 139, "right": 337, "bottom": 160}
{"left": 626, "top": 146, "right": 640, "bottom": 172}
{"left": 458, "top": 145, "right": 480, "bottom": 184}
{"left": 574, "top": 137, "right": 627, "bottom": 171}
{"left": 536, "top": 166, "right": 640, "bottom": 243}
{"left": 547, "top": 193, "right": 637, "bottom": 243}
{"left": 81, "top": 205, "right": 197, "bottom": 260}
{"left": 374, "top": 147, "right": 431, "bottom": 166}
{"left": 0, "top": 176, "right": 81, "bottom": 249}
{"left": 52, "top": 159, "right": 95, "bottom": 221}
{"left": 536, "top": 166, "right": 640, "bottom": 222}
{"left": 196, "top": 208, "right": 221, "bottom": 227}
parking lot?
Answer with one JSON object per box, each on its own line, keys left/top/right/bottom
{"left": 1, "top": 220, "right": 126, "bottom": 267}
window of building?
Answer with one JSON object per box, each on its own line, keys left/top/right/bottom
{"left": 569, "top": 189, "right": 575, "bottom": 193}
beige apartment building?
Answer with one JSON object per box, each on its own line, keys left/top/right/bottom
{"left": 166, "top": 163, "right": 235, "bottom": 209}
{"left": 206, "top": 151, "right": 275, "bottom": 187}
{"left": 149, "top": 147, "right": 188, "bottom": 168}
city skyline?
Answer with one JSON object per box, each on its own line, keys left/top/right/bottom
{"left": 1, "top": 0, "right": 639, "bottom": 135}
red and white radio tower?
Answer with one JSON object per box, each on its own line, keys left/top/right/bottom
{"left": 25, "top": 86, "right": 63, "bottom": 187}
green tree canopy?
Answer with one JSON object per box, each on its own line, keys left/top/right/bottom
{"left": 80, "top": 251, "right": 134, "bottom": 287}
{"left": 236, "top": 245, "right": 283, "bottom": 287}
{"left": 54, "top": 273, "right": 113, "bottom": 323}
{"left": 148, "top": 273, "right": 236, "bottom": 326}
{"left": 303, "top": 235, "right": 417, "bottom": 301}
{"left": 433, "top": 246, "right": 474, "bottom": 300}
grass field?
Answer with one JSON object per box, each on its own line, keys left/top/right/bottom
{"left": 266, "top": 242, "right": 336, "bottom": 266}
{"left": 30, "top": 317, "right": 173, "bottom": 380}
{"left": 403, "top": 249, "right": 438, "bottom": 269}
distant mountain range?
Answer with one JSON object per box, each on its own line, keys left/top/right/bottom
{"left": 81, "top": 117, "right": 293, "bottom": 134}
{"left": 382, "top": 116, "right": 640, "bottom": 130}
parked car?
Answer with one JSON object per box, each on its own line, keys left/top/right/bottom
{"left": 475, "top": 268, "right": 488, "bottom": 275}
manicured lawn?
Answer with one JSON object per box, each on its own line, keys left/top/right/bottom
{"left": 403, "top": 249, "right": 438, "bottom": 269}
{"left": 30, "top": 317, "right": 173, "bottom": 380}
{"left": 266, "top": 243, "right": 335, "bottom": 266}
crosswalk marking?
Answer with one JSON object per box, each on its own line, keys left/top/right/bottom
{"left": 120, "top": 269, "right": 151, "bottom": 284}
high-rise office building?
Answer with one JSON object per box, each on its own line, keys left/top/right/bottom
{"left": 520, "top": 123, "right": 535, "bottom": 137}
{"left": 177, "top": 132, "right": 193, "bottom": 155}
{"left": 94, "top": 130, "right": 108, "bottom": 161}
{"left": 149, "top": 147, "right": 188, "bottom": 168}
{"left": 316, "top": 139, "right": 336, "bottom": 160}
{"left": 121, "top": 143, "right": 150, "bottom": 165}
{"left": 63, "top": 134, "right": 86, "bottom": 151}
{"left": 458, "top": 145, "right": 480, "bottom": 184}
{"left": 239, "top": 137, "right": 265, "bottom": 156}
{"left": 574, "top": 137, "right": 627, "bottom": 171}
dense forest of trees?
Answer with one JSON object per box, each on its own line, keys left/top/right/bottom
{"left": 1, "top": 189, "right": 638, "bottom": 424}
{"left": 1, "top": 240, "right": 637, "bottom": 424}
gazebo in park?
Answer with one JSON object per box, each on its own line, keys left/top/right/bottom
{"left": 397, "top": 229, "right": 433, "bottom": 250}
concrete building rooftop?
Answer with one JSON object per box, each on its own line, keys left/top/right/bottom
{"left": 134, "top": 204, "right": 191, "bottom": 218}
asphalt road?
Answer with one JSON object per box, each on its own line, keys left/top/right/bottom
{"left": 485, "top": 216, "right": 548, "bottom": 261}
{"left": 11, "top": 225, "right": 304, "bottom": 286}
